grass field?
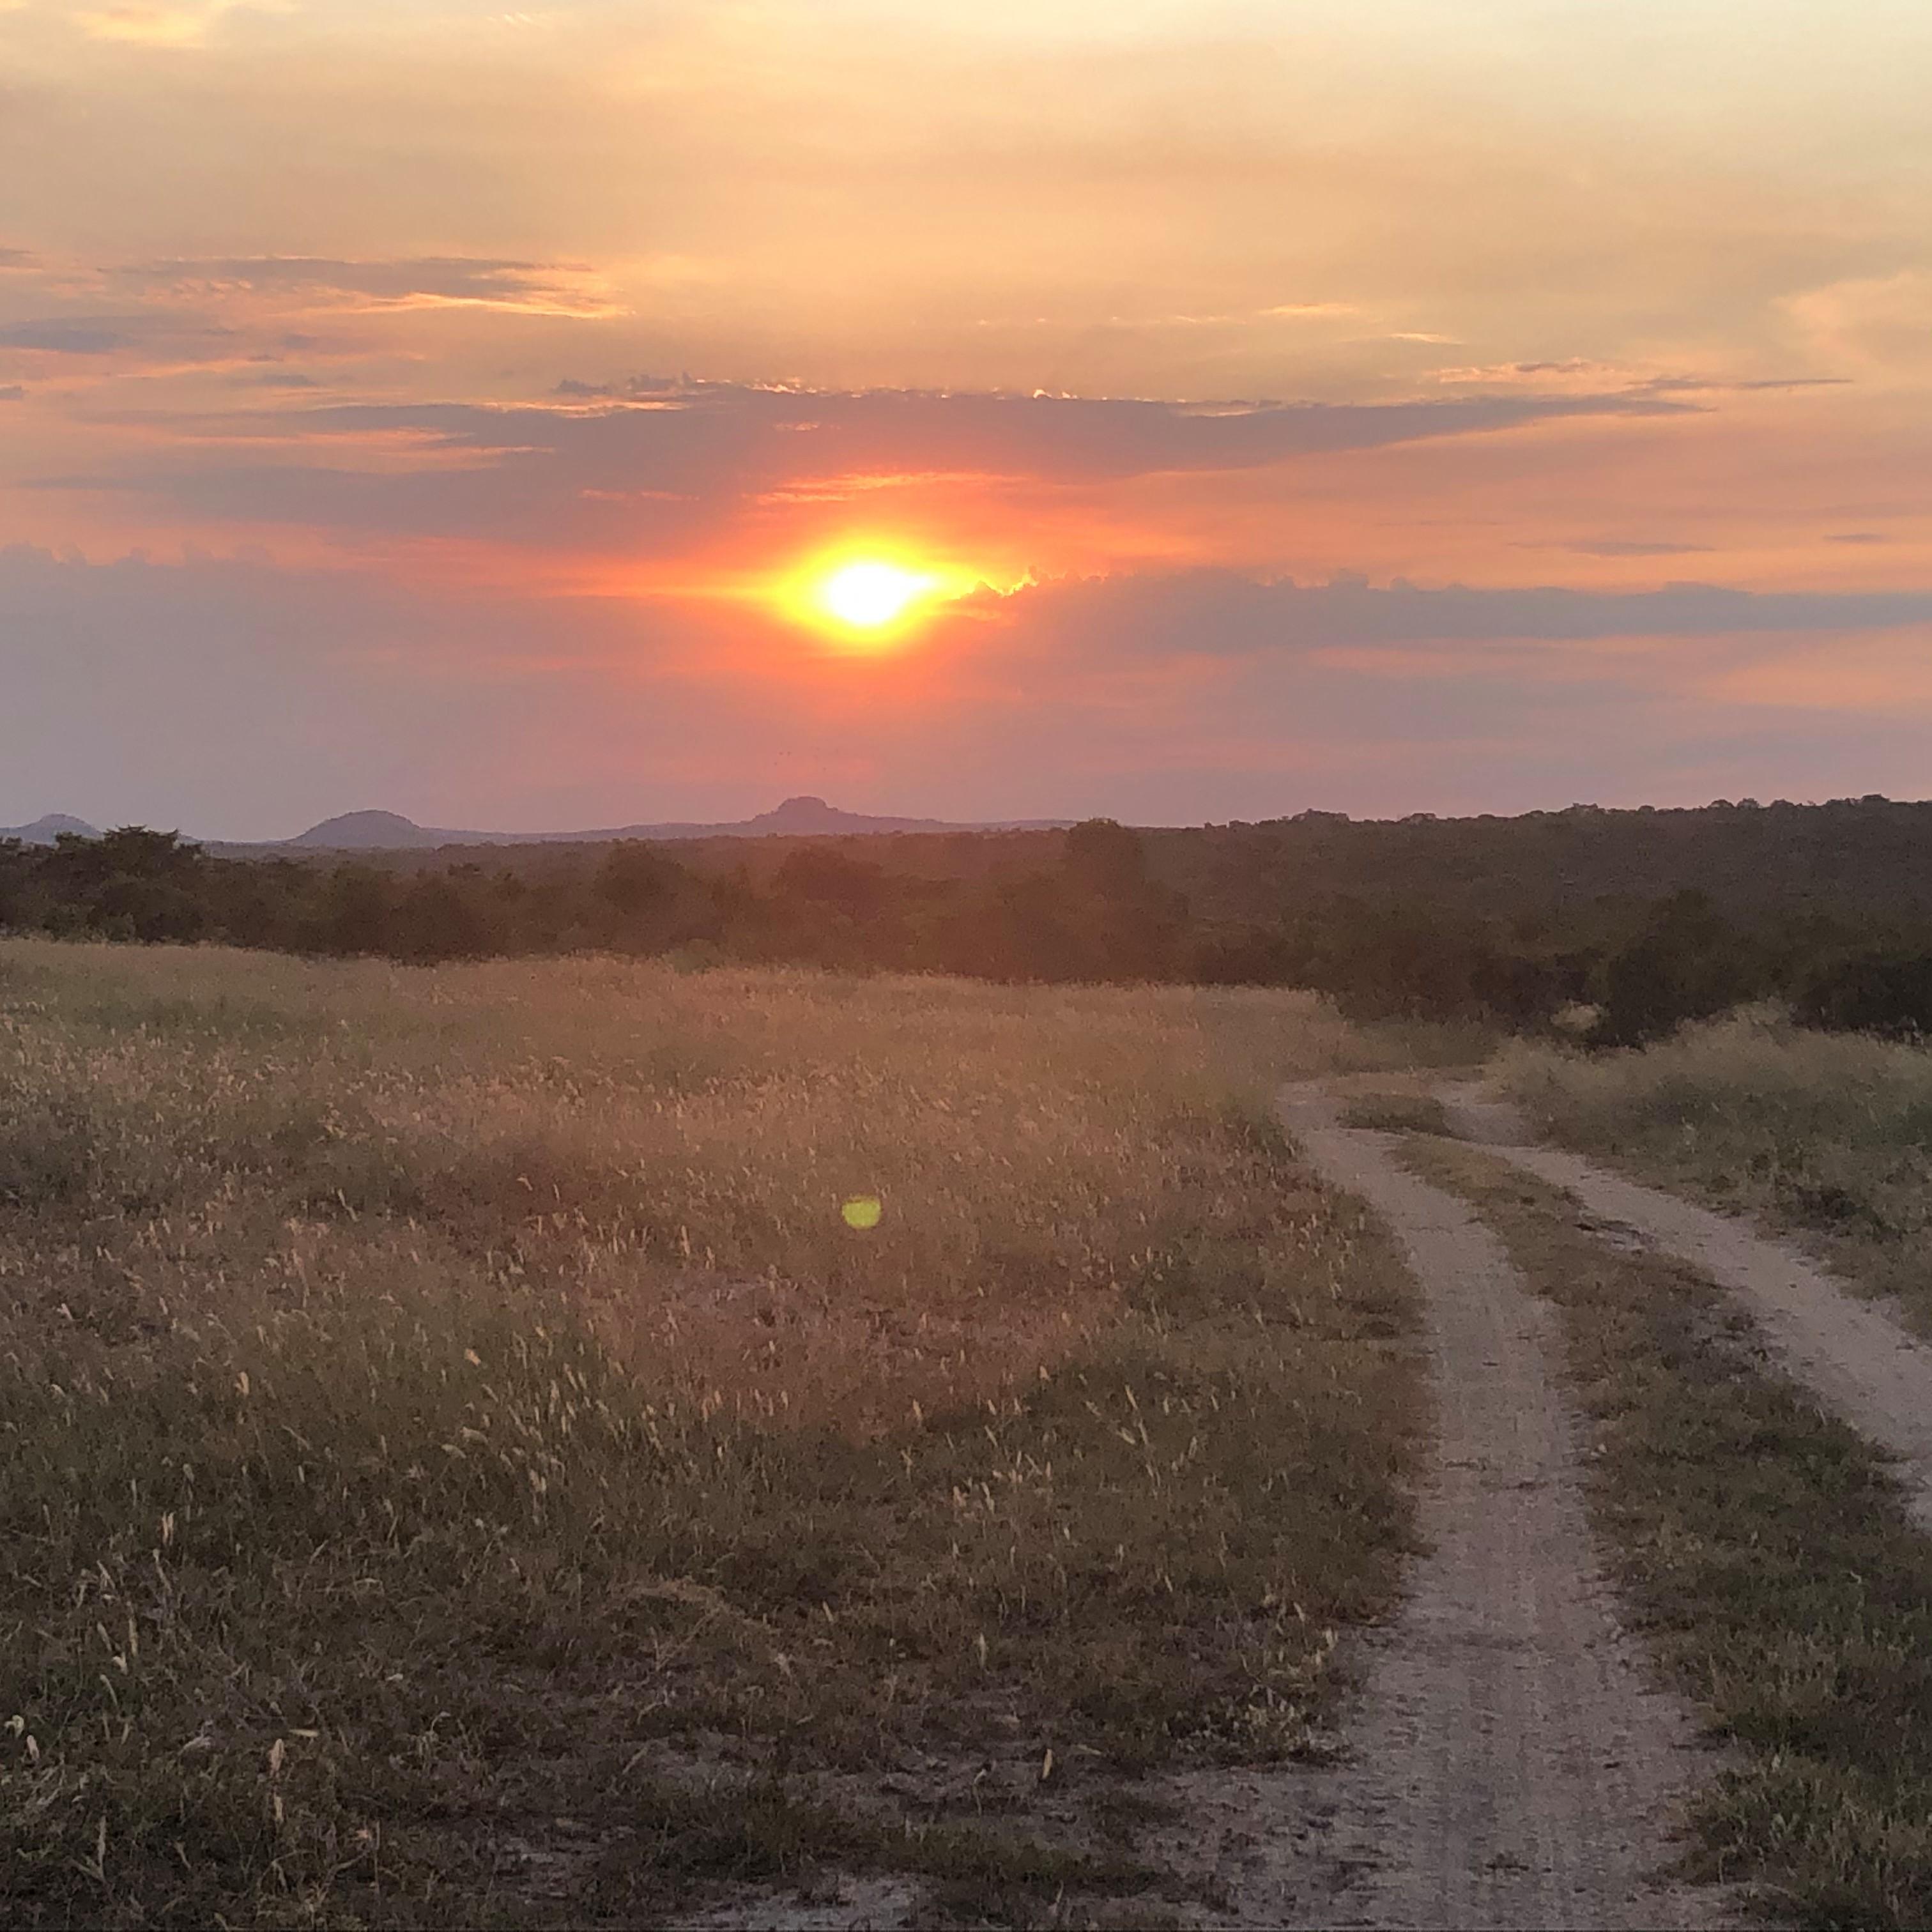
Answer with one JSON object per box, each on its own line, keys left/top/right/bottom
{"left": 1499, "top": 1011, "right": 1932, "bottom": 1328}
{"left": 0, "top": 939, "right": 1448, "bottom": 1927}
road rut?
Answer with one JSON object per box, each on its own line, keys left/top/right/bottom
{"left": 1271, "top": 1088, "right": 1717, "bottom": 1929}
{"left": 1440, "top": 1084, "right": 1932, "bottom": 1536}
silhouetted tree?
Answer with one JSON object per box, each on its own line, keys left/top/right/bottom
{"left": 594, "top": 842, "right": 680, "bottom": 918}
{"left": 1797, "top": 950, "right": 1932, "bottom": 1038}
{"left": 772, "top": 847, "right": 888, "bottom": 920}
{"left": 394, "top": 873, "right": 491, "bottom": 963}
{"left": 320, "top": 864, "right": 394, "bottom": 955}
{"left": 1591, "top": 891, "right": 1763, "bottom": 1045}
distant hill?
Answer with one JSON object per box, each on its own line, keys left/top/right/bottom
{"left": 0, "top": 813, "right": 100, "bottom": 844}
{"left": 282, "top": 796, "right": 1070, "bottom": 849}
{"left": 287, "top": 811, "right": 450, "bottom": 850}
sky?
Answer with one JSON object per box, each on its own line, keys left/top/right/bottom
{"left": 4, "top": 0, "right": 1931, "bottom": 836}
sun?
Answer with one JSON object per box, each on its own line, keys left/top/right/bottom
{"left": 774, "top": 546, "right": 981, "bottom": 648}
{"left": 816, "top": 560, "right": 935, "bottom": 631}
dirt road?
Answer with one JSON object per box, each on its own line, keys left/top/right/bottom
{"left": 1440, "top": 1083, "right": 1932, "bottom": 1535}
{"left": 1265, "top": 1088, "right": 1718, "bottom": 1929}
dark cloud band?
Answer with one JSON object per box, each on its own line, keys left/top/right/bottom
{"left": 33, "top": 377, "right": 1694, "bottom": 543}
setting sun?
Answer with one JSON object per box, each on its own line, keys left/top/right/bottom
{"left": 772, "top": 548, "right": 986, "bottom": 648}
{"left": 817, "top": 561, "right": 935, "bottom": 630}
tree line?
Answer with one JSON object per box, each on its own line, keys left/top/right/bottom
{"left": 5, "top": 815, "right": 1932, "bottom": 1045}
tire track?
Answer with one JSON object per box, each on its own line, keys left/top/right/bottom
{"left": 1269, "top": 1087, "right": 1720, "bottom": 1930}
{"left": 1439, "top": 1081, "right": 1932, "bottom": 1536}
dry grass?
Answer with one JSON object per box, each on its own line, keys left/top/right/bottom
{"left": 0, "top": 940, "right": 1424, "bottom": 1927}
{"left": 1497, "top": 1011, "right": 1932, "bottom": 1327}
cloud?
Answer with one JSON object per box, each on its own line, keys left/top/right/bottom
{"left": 0, "top": 256, "right": 615, "bottom": 408}
{"left": 0, "top": 383, "right": 23, "bottom": 401}
{"left": 1544, "top": 539, "right": 1715, "bottom": 558}
{"left": 1644, "top": 376, "right": 1853, "bottom": 394}
{"left": 121, "top": 255, "right": 621, "bottom": 318}
{"left": 1436, "top": 360, "right": 1852, "bottom": 398}
{"left": 0, "top": 316, "right": 140, "bottom": 354}
{"left": 967, "top": 568, "right": 1932, "bottom": 657}
{"left": 39, "top": 378, "right": 1695, "bottom": 548}
{"left": 264, "top": 381, "right": 1696, "bottom": 484}
{"left": 1436, "top": 358, "right": 1641, "bottom": 390}
{"left": 1781, "top": 270, "right": 1932, "bottom": 376}
{"left": 67, "top": 2, "right": 266, "bottom": 48}
{"left": 1258, "top": 303, "right": 1359, "bottom": 321}
{"left": 0, "top": 310, "right": 238, "bottom": 359}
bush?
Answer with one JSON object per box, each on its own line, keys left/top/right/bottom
{"left": 1590, "top": 891, "right": 1766, "bottom": 1046}
{"left": 1797, "top": 950, "right": 1932, "bottom": 1039}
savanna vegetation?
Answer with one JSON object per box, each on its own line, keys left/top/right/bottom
{"left": 0, "top": 940, "right": 1458, "bottom": 1928}
{"left": 12, "top": 793, "right": 1932, "bottom": 1044}
{"left": 1501, "top": 1013, "right": 1932, "bottom": 1328}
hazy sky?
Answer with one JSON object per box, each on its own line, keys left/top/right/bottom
{"left": 4, "top": 0, "right": 1931, "bottom": 834}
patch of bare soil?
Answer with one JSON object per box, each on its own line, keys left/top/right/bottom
{"left": 1222, "top": 1088, "right": 1726, "bottom": 1929}
{"left": 680, "top": 1876, "right": 928, "bottom": 1931}
{"left": 1440, "top": 1081, "right": 1932, "bottom": 1535}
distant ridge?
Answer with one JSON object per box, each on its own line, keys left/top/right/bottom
{"left": 287, "top": 810, "right": 447, "bottom": 850}
{"left": 0, "top": 813, "right": 101, "bottom": 844}
{"left": 280, "top": 797, "right": 1071, "bottom": 850}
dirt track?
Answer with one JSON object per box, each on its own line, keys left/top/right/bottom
{"left": 1265, "top": 1089, "right": 1719, "bottom": 1929}
{"left": 1441, "top": 1082, "right": 1932, "bottom": 1535}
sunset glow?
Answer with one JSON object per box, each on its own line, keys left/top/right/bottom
{"left": 4, "top": 1, "right": 1932, "bottom": 833}
{"left": 773, "top": 549, "right": 985, "bottom": 650}
{"left": 818, "top": 562, "right": 936, "bottom": 631}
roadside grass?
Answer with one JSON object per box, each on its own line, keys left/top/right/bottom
{"left": 1406, "top": 1135, "right": 1932, "bottom": 1928}
{"left": 0, "top": 939, "right": 1424, "bottom": 1928}
{"left": 1497, "top": 1012, "right": 1932, "bottom": 1329}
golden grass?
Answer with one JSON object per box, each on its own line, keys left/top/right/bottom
{"left": 2, "top": 945, "right": 1414, "bottom": 1424}
{"left": 0, "top": 940, "right": 1425, "bottom": 1926}
{"left": 1498, "top": 1009, "right": 1932, "bottom": 1326}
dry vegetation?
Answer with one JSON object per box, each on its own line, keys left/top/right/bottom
{"left": 1499, "top": 1011, "right": 1932, "bottom": 1326}
{"left": 0, "top": 939, "right": 1440, "bottom": 1928}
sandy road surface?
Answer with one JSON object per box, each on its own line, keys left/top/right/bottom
{"left": 1441, "top": 1084, "right": 1932, "bottom": 1535}
{"left": 1267, "top": 1088, "right": 1719, "bottom": 1930}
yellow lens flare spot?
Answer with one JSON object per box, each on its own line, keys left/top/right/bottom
{"left": 818, "top": 562, "right": 935, "bottom": 631}
{"left": 841, "top": 1195, "right": 884, "bottom": 1230}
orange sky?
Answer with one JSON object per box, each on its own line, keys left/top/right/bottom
{"left": 4, "top": 0, "right": 1932, "bottom": 834}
